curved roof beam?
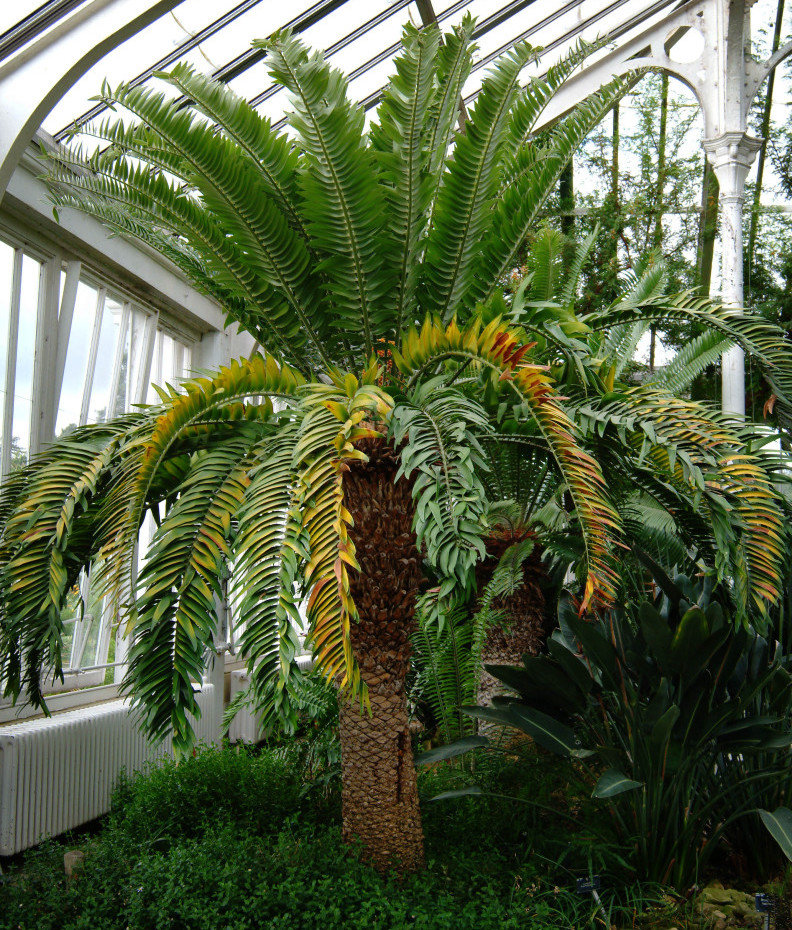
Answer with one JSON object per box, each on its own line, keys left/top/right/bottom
{"left": 748, "top": 37, "right": 792, "bottom": 111}
{"left": 0, "top": 0, "right": 180, "bottom": 199}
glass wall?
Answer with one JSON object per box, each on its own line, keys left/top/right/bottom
{"left": 0, "top": 232, "right": 195, "bottom": 698}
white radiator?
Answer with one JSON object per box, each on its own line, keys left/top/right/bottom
{"left": 228, "top": 670, "right": 267, "bottom": 744}
{"left": 0, "top": 685, "right": 220, "bottom": 856}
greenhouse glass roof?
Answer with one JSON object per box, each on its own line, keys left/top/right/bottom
{"left": 1, "top": 0, "right": 682, "bottom": 149}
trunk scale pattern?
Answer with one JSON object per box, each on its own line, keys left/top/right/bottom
{"left": 339, "top": 437, "right": 425, "bottom": 872}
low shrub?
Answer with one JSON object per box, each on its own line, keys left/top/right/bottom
{"left": 0, "top": 742, "right": 669, "bottom": 930}
{"left": 108, "top": 742, "right": 337, "bottom": 847}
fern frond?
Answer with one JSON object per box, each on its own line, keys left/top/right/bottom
{"left": 477, "top": 73, "right": 638, "bottom": 304}
{"left": 43, "top": 151, "right": 305, "bottom": 368}
{"left": 577, "top": 389, "right": 786, "bottom": 614}
{"left": 233, "top": 426, "right": 306, "bottom": 734}
{"left": 412, "top": 595, "right": 474, "bottom": 743}
{"left": 470, "top": 538, "right": 535, "bottom": 710}
{"left": 425, "top": 15, "right": 476, "bottom": 183}
{"left": 651, "top": 330, "right": 732, "bottom": 394}
{"left": 103, "top": 80, "right": 333, "bottom": 369}
{"left": 371, "top": 23, "right": 440, "bottom": 342}
{"left": 395, "top": 316, "right": 621, "bottom": 610}
{"left": 0, "top": 419, "right": 141, "bottom": 706}
{"left": 161, "top": 62, "right": 311, "bottom": 243}
{"left": 126, "top": 428, "right": 262, "bottom": 749}
{"left": 583, "top": 291, "right": 792, "bottom": 424}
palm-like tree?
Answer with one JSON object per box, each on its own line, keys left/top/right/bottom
{"left": 502, "top": 228, "right": 792, "bottom": 618}
{"left": 411, "top": 236, "right": 792, "bottom": 747}
{"left": 0, "top": 22, "right": 786, "bottom": 873}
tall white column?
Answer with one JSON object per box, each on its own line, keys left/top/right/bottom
{"left": 702, "top": 132, "right": 762, "bottom": 418}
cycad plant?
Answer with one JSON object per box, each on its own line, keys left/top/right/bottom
{"left": 406, "top": 234, "right": 792, "bottom": 753}
{"left": 0, "top": 21, "right": 785, "bottom": 874}
{"left": 483, "top": 228, "right": 792, "bottom": 620}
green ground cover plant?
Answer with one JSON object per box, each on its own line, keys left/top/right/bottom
{"left": 0, "top": 743, "right": 687, "bottom": 930}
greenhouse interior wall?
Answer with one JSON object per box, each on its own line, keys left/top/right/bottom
{"left": 0, "top": 0, "right": 789, "bottom": 856}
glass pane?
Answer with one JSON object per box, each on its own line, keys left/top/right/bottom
{"left": 111, "top": 309, "right": 131, "bottom": 418}
{"left": 11, "top": 254, "right": 42, "bottom": 471}
{"left": 44, "top": 0, "right": 203, "bottom": 132}
{"left": 182, "top": 344, "right": 193, "bottom": 379}
{"left": 146, "top": 330, "right": 164, "bottom": 404}
{"left": 88, "top": 296, "right": 123, "bottom": 423}
{"left": 125, "top": 307, "right": 148, "bottom": 408}
{"left": 160, "top": 333, "right": 175, "bottom": 385}
{"left": 55, "top": 280, "right": 99, "bottom": 437}
{"left": 0, "top": 241, "right": 15, "bottom": 467}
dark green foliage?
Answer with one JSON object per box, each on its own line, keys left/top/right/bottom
{"left": 464, "top": 574, "right": 792, "bottom": 889}
{"left": 410, "top": 537, "right": 536, "bottom": 744}
{"left": 108, "top": 743, "right": 337, "bottom": 843}
{"left": 0, "top": 744, "right": 672, "bottom": 930}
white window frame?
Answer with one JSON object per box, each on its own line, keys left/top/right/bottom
{"left": 0, "top": 218, "right": 199, "bottom": 713}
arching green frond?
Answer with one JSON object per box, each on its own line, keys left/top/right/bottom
{"left": 609, "top": 258, "right": 668, "bottom": 312}
{"left": 480, "top": 434, "right": 559, "bottom": 523}
{"left": 395, "top": 316, "right": 621, "bottom": 610}
{"left": 390, "top": 378, "right": 490, "bottom": 597}
{"left": 600, "top": 321, "right": 648, "bottom": 381}
{"left": 261, "top": 30, "right": 388, "bottom": 360}
{"left": 99, "top": 357, "right": 304, "bottom": 601}
{"left": 559, "top": 225, "right": 598, "bottom": 306}
{"left": 620, "top": 497, "right": 695, "bottom": 572}
{"left": 371, "top": 23, "right": 440, "bottom": 342}
{"left": 161, "top": 62, "right": 310, "bottom": 243}
{"left": 504, "top": 38, "right": 598, "bottom": 152}
{"left": 126, "top": 429, "right": 261, "bottom": 750}
{"left": 651, "top": 330, "right": 732, "bottom": 394}
{"left": 44, "top": 152, "right": 304, "bottom": 368}
{"left": 477, "top": 74, "right": 637, "bottom": 305}
{"left": 425, "top": 14, "right": 476, "bottom": 182}
{"left": 232, "top": 426, "right": 306, "bottom": 735}
{"left": 101, "top": 80, "right": 332, "bottom": 368}
{"left": 576, "top": 389, "right": 787, "bottom": 615}
{"left": 422, "top": 40, "right": 536, "bottom": 322}
{"left": 528, "top": 225, "right": 565, "bottom": 301}
{"left": 0, "top": 419, "right": 139, "bottom": 706}
{"left": 599, "top": 448, "right": 719, "bottom": 567}
{"left": 583, "top": 291, "right": 792, "bottom": 424}
{"left": 412, "top": 596, "right": 475, "bottom": 744}
{"left": 74, "top": 116, "right": 190, "bottom": 178}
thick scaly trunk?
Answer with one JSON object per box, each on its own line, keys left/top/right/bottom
{"left": 474, "top": 536, "right": 548, "bottom": 713}
{"left": 339, "top": 437, "right": 425, "bottom": 873}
